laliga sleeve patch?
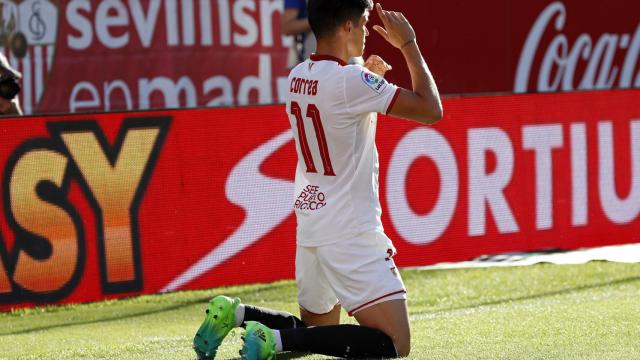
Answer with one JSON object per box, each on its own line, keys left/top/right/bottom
{"left": 361, "top": 70, "right": 388, "bottom": 94}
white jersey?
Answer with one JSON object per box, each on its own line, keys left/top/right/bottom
{"left": 286, "top": 54, "right": 400, "bottom": 246}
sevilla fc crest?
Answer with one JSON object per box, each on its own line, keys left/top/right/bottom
{"left": 0, "top": 0, "right": 57, "bottom": 114}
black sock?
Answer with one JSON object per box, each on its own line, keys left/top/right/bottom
{"left": 242, "top": 305, "right": 306, "bottom": 329}
{"left": 280, "top": 324, "right": 398, "bottom": 358}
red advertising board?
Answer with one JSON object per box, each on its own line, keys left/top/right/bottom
{"left": 2, "top": 1, "right": 639, "bottom": 115}
{"left": 369, "top": 0, "right": 640, "bottom": 96}
{"left": 1, "top": 89, "right": 639, "bottom": 310}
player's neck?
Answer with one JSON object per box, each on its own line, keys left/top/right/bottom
{"left": 315, "top": 39, "right": 351, "bottom": 65}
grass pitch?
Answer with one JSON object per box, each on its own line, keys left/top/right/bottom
{"left": 1, "top": 262, "right": 639, "bottom": 359}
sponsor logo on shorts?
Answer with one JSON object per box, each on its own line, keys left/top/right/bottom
{"left": 295, "top": 184, "right": 326, "bottom": 211}
{"left": 361, "top": 71, "right": 388, "bottom": 93}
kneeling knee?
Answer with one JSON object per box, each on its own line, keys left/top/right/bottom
{"left": 395, "top": 341, "right": 410, "bottom": 358}
{"left": 393, "top": 338, "right": 411, "bottom": 358}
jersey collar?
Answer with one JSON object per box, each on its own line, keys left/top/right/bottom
{"left": 309, "top": 54, "right": 347, "bottom": 66}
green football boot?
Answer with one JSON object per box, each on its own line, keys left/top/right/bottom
{"left": 240, "top": 321, "right": 277, "bottom": 360}
{"left": 193, "top": 295, "right": 241, "bottom": 359}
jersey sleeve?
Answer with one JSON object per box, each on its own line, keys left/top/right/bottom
{"left": 342, "top": 65, "right": 401, "bottom": 116}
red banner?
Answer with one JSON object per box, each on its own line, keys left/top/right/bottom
{"left": 369, "top": 0, "right": 640, "bottom": 96}
{"left": 2, "top": 1, "right": 639, "bottom": 115}
{"left": 1, "top": 89, "right": 640, "bottom": 310}
{"left": 5, "top": 0, "right": 291, "bottom": 115}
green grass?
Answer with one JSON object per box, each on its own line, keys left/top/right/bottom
{"left": 1, "top": 262, "right": 639, "bottom": 359}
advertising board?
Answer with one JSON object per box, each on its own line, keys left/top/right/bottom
{"left": 1, "top": 89, "right": 638, "bottom": 310}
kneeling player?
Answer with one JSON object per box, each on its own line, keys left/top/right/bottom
{"left": 194, "top": 0, "right": 442, "bottom": 358}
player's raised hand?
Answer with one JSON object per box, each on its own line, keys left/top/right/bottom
{"left": 364, "top": 54, "right": 392, "bottom": 77}
{"left": 372, "top": 3, "right": 416, "bottom": 49}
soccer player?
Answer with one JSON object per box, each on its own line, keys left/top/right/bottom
{"left": 193, "top": 1, "right": 442, "bottom": 359}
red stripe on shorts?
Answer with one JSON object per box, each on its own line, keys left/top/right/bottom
{"left": 348, "top": 290, "right": 407, "bottom": 316}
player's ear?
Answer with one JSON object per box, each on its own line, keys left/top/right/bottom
{"left": 343, "top": 19, "right": 353, "bottom": 33}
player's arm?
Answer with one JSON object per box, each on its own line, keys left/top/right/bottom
{"left": 373, "top": 3, "right": 442, "bottom": 125}
{"left": 281, "top": 7, "right": 311, "bottom": 36}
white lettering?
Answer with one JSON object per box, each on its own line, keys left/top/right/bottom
{"left": 129, "top": 0, "right": 161, "bottom": 48}
{"left": 138, "top": 76, "right": 198, "bottom": 109}
{"left": 104, "top": 80, "right": 133, "bottom": 111}
{"left": 598, "top": 121, "right": 640, "bottom": 224}
{"left": 203, "top": 76, "right": 234, "bottom": 107}
{"left": 95, "top": 0, "right": 130, "bottom": 49}
{"left": 67, "top": 0, "right": 93, "bottom": 50}
{"left": 260, "top": 0, "right": 283, "bottom": 47}
{"left": 181, "top": 0, "right": 195, "bottom": 46}
{"left": 233, "top": 0, "right": 258, "bottom": 47}
{"left": 538, "top": 35, "right": 568, "bottom": 92}
{"left": 67, "top": 0, "right": 287, "bottom": 49}
{"left": 69, "top": 81, "right": 101, "bottom": 112}
{"left": 199, "top": 0, "right": 213, "bottom": 46}
{"left": 67, "top": 54, "right": 283, "bottom": 111}
{"left": 218, "top": 0, "right": 231, "bottom": 46}
{"left": 514, "top": 2, "right": 566, "bottom": 93}
{"left": 579, "top": 34, "right": 620, "bottom": 90}
{"left": 515, "top": 2, "right": 640, "bottom": 93}
{"left": 562, "top": 35, "right": 592, "bottom": 91}
{"left": 165, "top": 0, "right": 179, "bottom": 46}
{"left": 621, "top": 26, "right": 640, "bottom": 88}
{"left": 468, "top": 128, "right": 519, "bottom": 236}
{"left": 522, "top": 124, "right": 564, "bottom": 230}
{"left": 571, "top": 123, "right": 588, "bottom": 226}
{"left": 387, "top": 128, "right": 459, "bottom": 245}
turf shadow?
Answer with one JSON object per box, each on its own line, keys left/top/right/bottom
{"left": 411, "top": 274, "right": 640, "bottom": 317}
{"left": 1, "top": 282, "right": 293, "bottom": 336}
{"left": 229, "top": 352, "right": 315, "bottom": 360}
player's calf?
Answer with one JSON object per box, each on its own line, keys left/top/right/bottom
{"left": 279, "top": 324, "right": 399, "bottom": 358}
{"left": 352, "top": 299, "right": 411, "bottom": 357}
{"left": 240, "top": 321, "right": 399, "bottom": 359}
{"left": 300, "top": 303, "right": 341, "bottom": 326}
{"left": 244, "top": 304, "right": 306, "bottom": 329}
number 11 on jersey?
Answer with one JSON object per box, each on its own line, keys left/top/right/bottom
{"left": 290, "top": 101, "right": 336, "bottom": 176}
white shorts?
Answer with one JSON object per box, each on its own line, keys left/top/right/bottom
{"left": 296, "top": 231, "right": 406, "bottom": 316}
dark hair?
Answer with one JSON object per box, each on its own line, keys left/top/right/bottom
{"left": 308, "top": 0, "right": 373, "bottom": 39}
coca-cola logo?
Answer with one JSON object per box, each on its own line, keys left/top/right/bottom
{"left": 515, "top": 1, "right": 640, "bottom": 93}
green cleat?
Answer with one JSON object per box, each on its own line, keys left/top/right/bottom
{"left": 193, "top": 295, "right": 241, "bottom": 360}
{"left": 240, "top": 321, "right": 277, "bottom": 360}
